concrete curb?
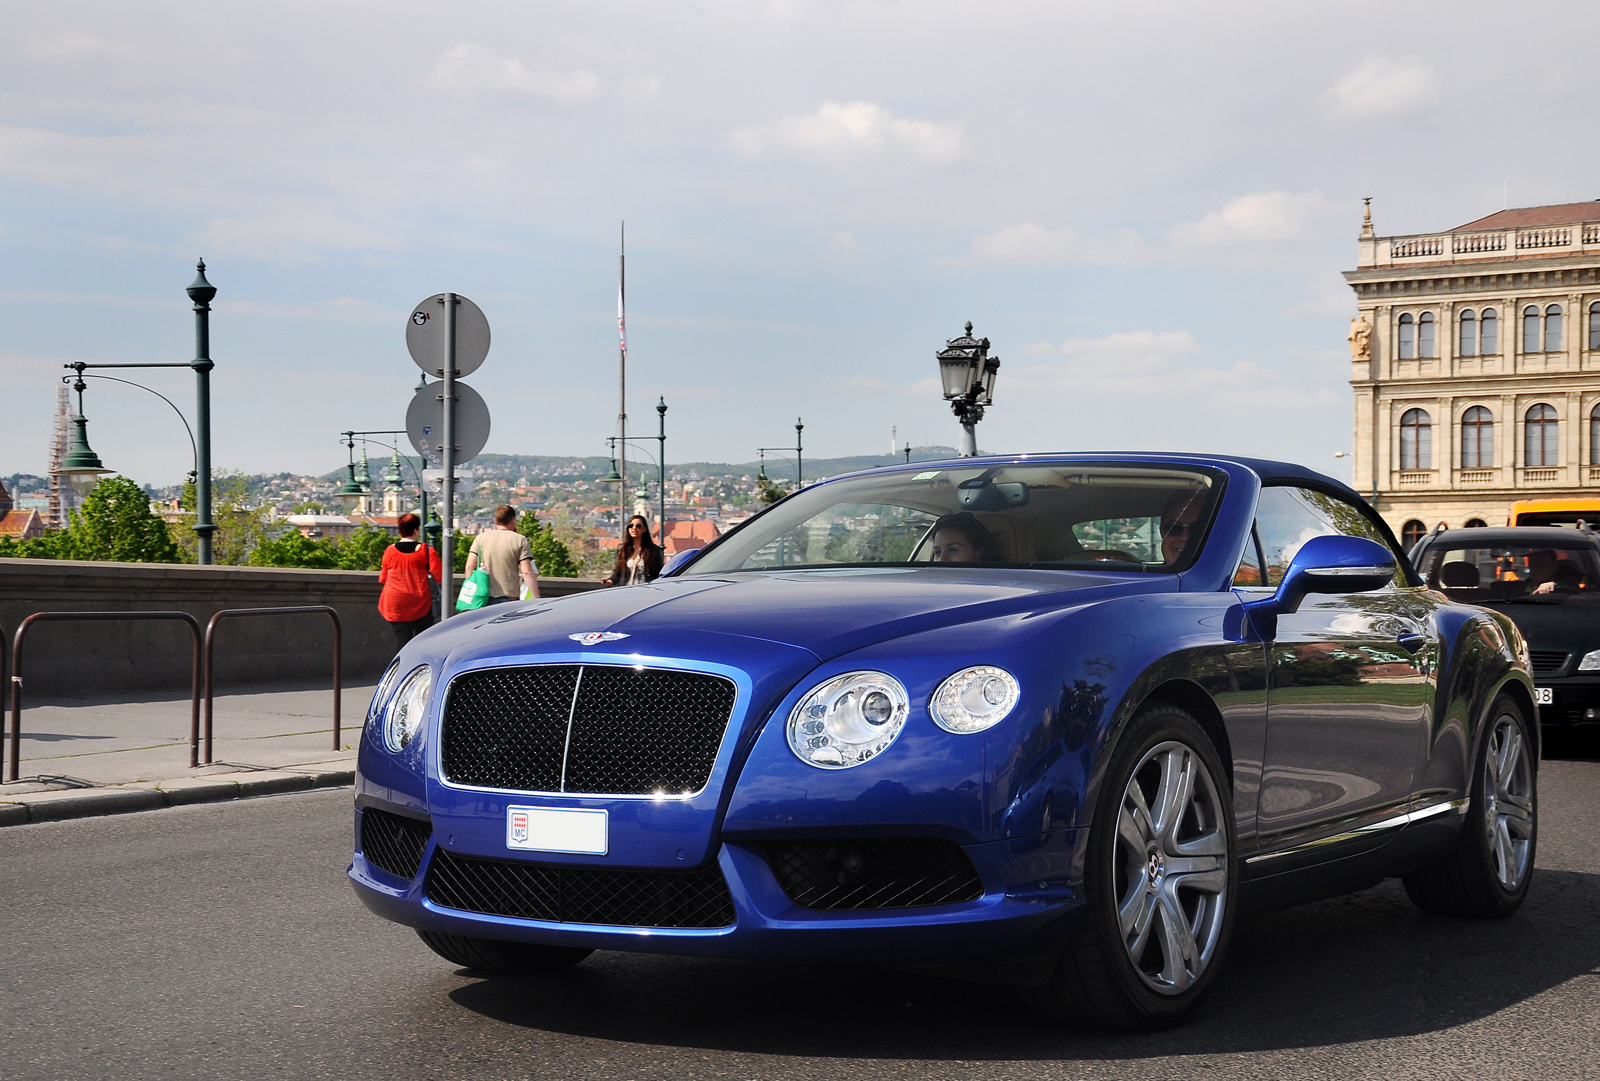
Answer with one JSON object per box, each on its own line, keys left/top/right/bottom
{"left": 0, "top": 769, "right": 354, "bottom": 826}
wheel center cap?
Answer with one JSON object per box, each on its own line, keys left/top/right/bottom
{"left": 1146, "top": 849, "right": 1164, "bottom": 889}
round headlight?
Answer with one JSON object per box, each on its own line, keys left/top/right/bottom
{"left": 383, "top": 665, "right": 433, "bottom": 753}
{"left": 930, "top": 665, "right": 1020, "bottom": 734}
{"left": 787, "top": 671, "right": 909, "bottom": 769}
{"left": 367, "top": 659, "right": 402, "bottom": 731}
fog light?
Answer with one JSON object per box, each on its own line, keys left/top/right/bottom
{"left": 1586, "top": 708, "right": 1598, "bottom": 721}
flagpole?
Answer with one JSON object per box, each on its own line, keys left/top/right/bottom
{"left": 619, "top": 221, "right": 627, "bottom": 540}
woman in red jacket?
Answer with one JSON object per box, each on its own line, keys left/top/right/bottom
{"left": 378, "top": 513, "right": 442, "bottom": 648}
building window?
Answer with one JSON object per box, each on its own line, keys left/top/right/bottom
{"left": 1418, "top": 312, "right": 1436, "bottom": 358}
{"left": 1460, "top": 309, "right": 1477, "bottom": 356}
{"left": 1402, "top": 520, "right": 1426, "bottom": 549}
{"left": 1481, "top": 308, "right": 1498, "bottom": 354}
{"left": 1546, "top": 304, "right": 1564, "bottom": 352}
{"left": 1397, "top": 313, "right": 1415, "bottom": 359}
{"left": 1525, "top": 403, "right": 1559, "bottom": 467}
{"left": 1400, "top": 408, "right": 1432, "bottom": 470}
{"left": 1592, "top": 403, "right": 1600, "bottom": 466}
{"left": 1590, "top": 302, "right": 1600, "bottom": 351}
{"left": 1465, "top": 519, "right": 1487, "bottom": 528}
{"left": 1461, "top": 406, "right": 1494, "bottom": 468}
{"left": 1524, "top": 306, "right": 1541, "bottom": 353}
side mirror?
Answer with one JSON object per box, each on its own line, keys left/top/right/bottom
{"left": 1242, "top": 535, "right": 1396, "bottom": 638}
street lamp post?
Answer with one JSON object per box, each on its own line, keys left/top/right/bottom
{"left": 757, "top": 416, "right": 805, "bottom": 494}
{"left": 936, "top": 321, "right": 1000, "bottom": 457}
{"left": 51, "top": 261, "right": 219, "bottom": 561}
{"left": 657, "top": 397, "right": 668, "bottom": 531}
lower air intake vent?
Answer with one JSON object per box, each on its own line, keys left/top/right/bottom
{"left": 361, "top": 808, "right": 432, "bottom": 879}
{"left": 425, "top": 851, "right": 735, "bottom": 929}
{"left": 1529, "top": 651, "right": 1570, "bottom": 677}
{"left": 766, "top": 838, "right": 984, "bottom": 910}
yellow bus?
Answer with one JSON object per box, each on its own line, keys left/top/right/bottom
{"left": 1508, "top": 498, "right": 1600, "bottom": 528}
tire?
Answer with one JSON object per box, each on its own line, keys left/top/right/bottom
{"left": 1403, "top": 694, "right": 1536, "bottom": 917}
{"left": 416, "top": 930, "right": 593, "bottom": 973}
{"left": 1018, "top": 703, "right": 1237, "bottom": 1030}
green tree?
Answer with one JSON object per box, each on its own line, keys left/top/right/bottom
{"left": 336, "top": 526, "right": 393, "bottom": 571}
{"left": 517, "top": 514, "right": 580, "bottom": 577}
{"left": 247, "top": 530, "right": 343, "bottom": 569}
{"left": 758, "top": 478, "right": 790, "bottom": 505}
{"left": 41, "top": 476, "right": 182, "bottom": 563}
{"left": 174, "top": 470, "right": 284, "bottom": 565}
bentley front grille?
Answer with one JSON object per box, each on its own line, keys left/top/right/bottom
{"left": 425, "top": 851, "right": 736, "bottom": 928}
{"left": 441, "top": 664, "right": 737, "bottom": 795}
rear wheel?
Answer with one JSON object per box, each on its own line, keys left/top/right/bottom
{"left": 1403, "top": 694, "right": 1536, "bottom": 917}
{"left": 1018, "top": 703, "right": 1236, "bottom": 1030}
{"left": 417, "top": 930, "right": 593, "bottom": 973}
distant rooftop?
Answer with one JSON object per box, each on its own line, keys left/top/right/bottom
{"left": 1455, "top": 201, "right": 1600, "bottom": 231}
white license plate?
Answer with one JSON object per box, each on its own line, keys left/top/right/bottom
{"left": 506, "top": 806, "right": 608, "bottom": 855}
{"left": 1535, "top": 687, "right": 1554, "bottom": 705}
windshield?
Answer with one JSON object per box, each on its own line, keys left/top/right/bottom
{"left": 1421, "top": 543, "right": 1600, "bottom": 604}
{"left": 682, "top": 463, "right": 1223, "bottom": 575}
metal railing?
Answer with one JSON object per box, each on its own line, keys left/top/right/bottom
{"left": 202, "top": 606, "right": 342, "bottom": 764}
{"left": 8, "top": 611, "right": 203, "bottom": 783}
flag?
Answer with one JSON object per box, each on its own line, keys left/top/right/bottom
{"left": 617, "top": 284, "right": 627, "bottom": 357}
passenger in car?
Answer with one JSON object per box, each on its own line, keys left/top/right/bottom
{"left": 929, "top": 513, "right": 1000, "bottom": 563}
{"left": 1160, "top": 490, "right": 1206, "bottom": 565}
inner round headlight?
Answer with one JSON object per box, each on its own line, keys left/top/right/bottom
{"left": 930, "top": 665, "right": 1020, "bottom": 734}
{"left": 383, "top": 665, "right": 433, "bottom": 753}
{"left": 787, "top": 671, "right": 910, "bottom": 769}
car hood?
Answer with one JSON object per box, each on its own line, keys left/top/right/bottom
{"left": 1475, "top": 597, "right": 1600, "bottom": 656}
{"left": 434, "top": 567, "right": 1178, "bottom": 664}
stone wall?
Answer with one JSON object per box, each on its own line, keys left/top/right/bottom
{"left": 0, "top": 559, "right": 604, "bottom": 695}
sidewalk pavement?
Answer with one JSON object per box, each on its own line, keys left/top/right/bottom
{"left": 0, "top": 680, "right": 376, "bottom": 826}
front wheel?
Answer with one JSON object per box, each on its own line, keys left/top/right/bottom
{"left": 1403, "top": 694, "right": 1536, "bottom": 917}
{"left": 417, "top": 930, "right": 594, "bottom": 973}
{"left": 1018, "top": 703, "right": 1236, "bottom": 1030}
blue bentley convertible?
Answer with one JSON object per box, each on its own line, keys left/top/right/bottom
{"left": 350, "top": 453, "right": 1537, "bottom": 1029}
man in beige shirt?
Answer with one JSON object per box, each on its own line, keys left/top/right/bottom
{"left": 464, "top": 505, "right": 541, "bottom": 605}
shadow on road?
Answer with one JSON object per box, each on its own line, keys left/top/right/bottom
{"left": 447, "top": 869, "right": 1600, "bottom": 1058}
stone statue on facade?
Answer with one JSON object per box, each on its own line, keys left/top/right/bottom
{"left": 1347, "top": 313, "right": 1372, "bottom": 361}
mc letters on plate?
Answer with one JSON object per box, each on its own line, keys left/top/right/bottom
{"left": 506, "top": 806, "right": 608, "bottom": 855}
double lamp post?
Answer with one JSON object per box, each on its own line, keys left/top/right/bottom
{"left": 54, "top": 261, "right": 219, "bottom": 562}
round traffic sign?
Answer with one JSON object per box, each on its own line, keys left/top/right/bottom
{"left": 406, "top": 293, "right": 490, "bottom": 377}
{"left": 407, "top": 380, "right": 492, "bottom": 467}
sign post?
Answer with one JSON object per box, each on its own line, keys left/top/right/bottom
{"left": 407, "top": 293, "right": 491, "bottom": 618}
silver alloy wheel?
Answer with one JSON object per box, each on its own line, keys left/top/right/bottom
{"left": 1114, "top": 740, "right": 1229, "bottom": 995}
{"left": 1483, "top": 713, "right": 1535, "bottom": 891}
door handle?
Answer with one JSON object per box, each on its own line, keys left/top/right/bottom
{"left": 1397, "top": 632, "right": 1427, "bottom": 654}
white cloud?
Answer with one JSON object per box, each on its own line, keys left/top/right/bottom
{"left": 1010, "top": 330, "right": 1337, "bottom": 410}
{"left": 428, "top": 43, "right": 600, "bottom": 103}
{"left": 969, "top": 222, "right": 1164, "bottom": 267}
{"left": 189, "top": 215, "right": 401, "bottom": 265}
{"left": 1168, "top": 191, "right": 1324, "bottom": 248}
{"left": 1328, "top": 57, "right": 1438, "bottom": 118}
{"left": 30, "top": 34, "right": 133, "bottom": 59}
{"left": 730, "top": 101, "right": 962, "bottom": 165}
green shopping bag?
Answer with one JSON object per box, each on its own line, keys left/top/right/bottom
{"left": 455, "top": 567, "right": 491, "bottom": 611}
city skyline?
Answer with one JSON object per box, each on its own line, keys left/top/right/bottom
{"left": 5, "top": 2, "right": 1600, "bottom": 486}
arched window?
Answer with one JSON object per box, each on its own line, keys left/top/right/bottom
{"left": 1397, "top": 313, "right": 1415, "bottom": 359}
{"left": 1402, "top": 520, "right": 1426, "bottom": 549}
{"left": 1523, "top": 306, "right": 1542, "bottom": 353}
{"left": 1459, "top": 309, "right": 1477, "bottom": 356}
{"left": 1481, "top": 308, "right": 1498, "bottom": 354}
{"left": 1590, "top": 302, "right": 1600, "bottom": 351}
{"left": 1400, "top": 408, "right": 1432, "bottom": 470}
{"left": 1525, "top": 403, "right": 1559, "bottom": 467}
{"left": 1545, "top": 304, "right": 1563, "bottom": 352}
{"left": 1418, "top": 312, "right": 1436, "bottom": 358}
{"left": 1465, "top": 519, "right": 1487, "bottom": 528}
{"left": 1461, "top": 406, "right": 1494, "bottom": 468}
{"left": 1591, "top": 403, "right": 1600, "bottom": 466}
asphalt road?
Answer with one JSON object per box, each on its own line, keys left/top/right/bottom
{"left": 2, "top": 754, "right": 1598, "bottom": 1081}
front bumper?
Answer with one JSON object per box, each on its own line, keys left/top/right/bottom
{"left": 1533, "top": 675, "right": 1600, "bottom": 726}
{"left": 348, "top": 799, "right": 1084, "bottom": 967}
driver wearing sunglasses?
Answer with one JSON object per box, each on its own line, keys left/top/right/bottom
{"left": 1160, "top": 491, "right": 1205, "bottom": 565}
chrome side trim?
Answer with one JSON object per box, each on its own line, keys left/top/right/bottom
{"left": 1246, "top": 798, "right": 1469, "bottom": 865}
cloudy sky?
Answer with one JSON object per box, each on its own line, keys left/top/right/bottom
{"left": 4, "top": 0, "right": 1599, "bottom": 487}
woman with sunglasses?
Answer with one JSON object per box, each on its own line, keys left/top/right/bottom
{"left": 605, "top": 515, "right": 664, "bottom": 586}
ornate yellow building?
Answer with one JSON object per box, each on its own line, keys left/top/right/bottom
{"left": 1344, "top": 199, "right": 1600, "bottom": 546}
